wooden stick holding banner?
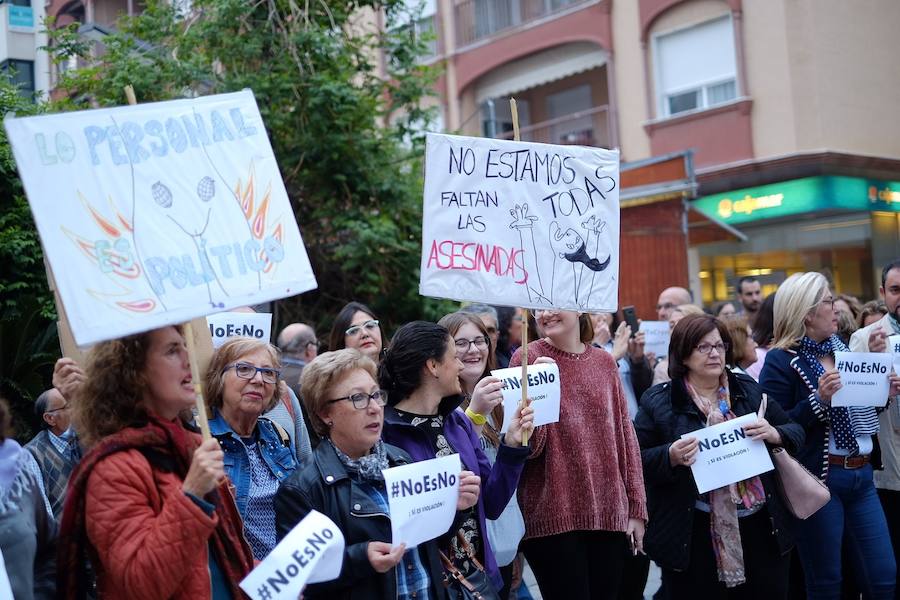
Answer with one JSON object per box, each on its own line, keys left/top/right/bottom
{"left": 123, "top": 85, "right": 211, "bottom": 440}
{"left": 510, "top": 98, "right": 530, "bottom": 447}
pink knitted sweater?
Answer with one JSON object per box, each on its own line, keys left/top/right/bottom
{"left": 511, "top": 339, "right": 648, "bottom": 540}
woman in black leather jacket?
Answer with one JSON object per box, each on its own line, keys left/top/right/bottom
{"left": 634, "top": 314, "right": 804, "bottom": 599}
{"left": 275, "top": 349, "right": 448, "bottom": 600}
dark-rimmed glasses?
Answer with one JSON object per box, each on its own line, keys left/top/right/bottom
{"left": 454, "top": 336, "right": 488, "bottom": 352}
{"left": 345, "top": 320, "right": 379, "bottom": 337}
{"left": 327, "top": 390, "right": 388, "bottom": 410}
{"left": 223, "top": 363, "right": 280, "bottom": 384}
{"left": 695, "top": 342, "right": 729, "bottom": 355}
{"left": 45, "top": 402, "right": 70, "bottom": 414}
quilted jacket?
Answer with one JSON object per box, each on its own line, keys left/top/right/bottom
{"left": 84, "top": 448, "right": 241, "bottom": 599}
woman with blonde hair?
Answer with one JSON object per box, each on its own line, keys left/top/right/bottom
{"left": 205, "top": 337, "right": 298, "bottom": 559}
{"left": 760, "top": 272, "right": 899, "bottom": 599}
{"left": 58, "top": 325, "right": 253, "bottom": 599}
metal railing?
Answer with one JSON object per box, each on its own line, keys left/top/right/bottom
{"left": 496, "top": 105, "right": 611, "bottom": 148}
{"left": 454, "top": 0, "right": 593, "bottom": 48}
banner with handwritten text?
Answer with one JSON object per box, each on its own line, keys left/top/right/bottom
{"left": 420, "top": 133, "right": 620, "bottom": 312}
{"left": 5, "top": 91, "right": 316, "bottom": 346}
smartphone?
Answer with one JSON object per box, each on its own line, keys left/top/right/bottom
{"left": 622, "top": 305, "right": 639, "bottom": 338}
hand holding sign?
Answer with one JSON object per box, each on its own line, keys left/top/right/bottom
{"left": 504, "top": 400, "right": 536, "bottom": 448}
{"left": 457, "top": 470, "right": 481, "bottom": 511}
{"left": 469, "top": 376, "right": 505, "bottom": 417}
{"left": 817, "top": 369, "right": 842, "bottom": 406}
{"left": 368, "top": 542, "right": 406, "bottom": 573}
{"left": 832, "top": 352, "right": 893, "bottom": 407}
{"left": 492, "top": 363, "right": 561, "bottom": 434}
{"left": 682, "top": 413, "right": 774, "bottom": 494}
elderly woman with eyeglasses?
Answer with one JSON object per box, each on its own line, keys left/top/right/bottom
{"left": 329, "top": 302, "right": 385, "bottom": 363}
{"left": 635, "top": 314, "right": 803, "bottom": 599}
{"left": 205, "top": 337, "right": 299, "bottom": 560}
{"left": 275, "top": 349, "right": 448, "bottom": 600}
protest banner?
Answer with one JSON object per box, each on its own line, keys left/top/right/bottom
{"left": 382, "top": 454, "right": 461, "bottom": 549}
{"left": 419, "top": 132, "right": 620, "bottom": 314}
{"left": 5, "top": 90, "right": 317, "bottom": 348}
{"left": 639, "top": 321, "right": 670, "bottom": 358}
{"left": 890, "top": 334, "right": 900, "bottom": 366}
{"left": 239, "top": 510, "right": 344, "bottom": 600}
{"left": 682, "top": 413, "right": 774, "bottom": 494}
{"left": 832, "top": 351, "right": 892, "bottom": 407}
{"left": 491, "top": 363, "right": 561, "bottom": 433}
{"left": 207, "top": 311, "right": 272, "bottom": 347}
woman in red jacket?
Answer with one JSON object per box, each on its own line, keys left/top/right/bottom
{"left": 57, "top": 325, "right": 254, "bottom": 600}
{"left": 510, "top": 309, "right": 647, "bottom": 600}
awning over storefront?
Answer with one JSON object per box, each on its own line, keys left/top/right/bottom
{"left": 475, "top": 42, "right": 608, "bottom": 104}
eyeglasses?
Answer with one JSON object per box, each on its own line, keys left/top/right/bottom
{"left": 223, "top": 363, "right": 280, "bottom": 384}
{"left": 454, "top": 336, "right": 489, "bottom": 352}
{"left": 695, "top": 342, "right": 729, "bottom": 355}
{"left": 45, "top": 402, "right": 70, "bottom": 414}
{"left": 345, "top": 319, "right": 379, "bottom": 337}
{"left": 327, "top": 390, "right": 388, "bottom": 410}
{"left": 819, "top": 297, "right": 835, "bottom": 309}
{"left": 305, "top": 340, "right": 320, "bottom": 350}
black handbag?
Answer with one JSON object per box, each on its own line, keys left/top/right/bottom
{"left": 439, "top": 532, "right": 501, "bottom": 600}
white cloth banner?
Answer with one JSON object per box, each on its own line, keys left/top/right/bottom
{"left": 491, "top": 363, "right": 561, "bottom": 433}
{"left": 5, "top": 90, "right": 317, "bottom": 346}
{"left": 682, "top": 413, "right": 774, "bottom": 494}
{"left": 639, "top": 321, "right": 670, "bottom": 358}
{"left": 239, "top": 510, "right": 344, "bottom": 600}
{"left": 206, "top": 311, "right": 273, "bottom": 347}
{"left": 832, "top": 351, "right": 892, "bottom": 407}
{"left": 420, "top": 133, "right": 620, "bottom": 312}
{"left": 382, "top": 454, "right": 461, "bottom": 549}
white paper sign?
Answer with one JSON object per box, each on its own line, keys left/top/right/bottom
{"left": 239, "top": 510, "right": 344, "bottom": 600}
{"left": 640, "top": 321, "right": 670, "bottom": 358}
{"left": 5, "top": 91, "right": 317, "bottom": 347}
{"left": 0, "top": 548, "right": 13, "bottom": 600}
{"left": 682, "top": 413, "right": 774, "bottom": 494}
{"left": 889, "top": 334, "right": 900, "bottom": 369}
{"left": 206, "top": 311, "right": 273, "bottom": 347}
{"left": 382, "top": 454, "right": 461, "bottom": 549}
{"left": 832, "top": 351, "right": 892, "bottom": 407}
{"left": 490, "top": 363, "right": 561, "bottom": 433}
{"left": 420, "top": 133, "right": 620, "bottom": 312}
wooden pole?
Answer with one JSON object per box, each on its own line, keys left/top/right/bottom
{"left": 510, "top": 98, "right": 529, "bottom": 447}
{"left": 123, "top": 85, "right": 211, "bottom": 440}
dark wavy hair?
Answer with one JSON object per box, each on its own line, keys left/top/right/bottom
{"left": 668, "top": 314, "right": 734, "bottom": 381}
{"left": 494, "top": 306, "right": 516, "bottom": 356}
{"left": 74, "top": 325, "right": 182, "bottom": 447}
{"left": 328, "top": 301, "right": 380, "bottom": 353}
{"left": 751, "top": 293, "right": 776, "bottom": 348}
{"left": 378, "top": 321, "right": 451, "bottom": 405}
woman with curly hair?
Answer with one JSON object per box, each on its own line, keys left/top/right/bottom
{"left": 58, "top": 326, "right": 254, "bottom": 600}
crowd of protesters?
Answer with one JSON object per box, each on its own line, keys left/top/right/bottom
{"left": 3, "top": 261, "right": 900, "bottom": 600}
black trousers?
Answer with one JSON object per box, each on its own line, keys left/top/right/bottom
{"left": 522, "top": 530, "right": 627, "bottom": 600}
{"left": 619, "top": 551, "right": 650, "bottom": 600}
{"left": 668, "top": 508, "right": 790, "bottom": 600}
{"left": 878, "top": 488, "right": 900, "bottom": 600}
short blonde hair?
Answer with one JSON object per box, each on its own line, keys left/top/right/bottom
{"left": 674, "top": 304, "right": 705, "bottom": 318}
{"left": 205, "top": 337, "right": 282, "bottom": 412}
{"left": 300, "top": 349, "right": 377, "bottom": 437}
{"left": 771, "top": 272, "right": 829, "bottom": 350}
{"left": 722, "top": 316, "right": 752, "bottom": 367}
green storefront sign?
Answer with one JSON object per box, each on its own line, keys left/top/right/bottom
{"left": 693, "top": 176, "right": 900, "bottom": 226}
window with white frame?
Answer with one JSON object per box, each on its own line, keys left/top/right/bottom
{"left": 654, "top": 15, "right": 738, "bottom": 118}
{"left": 401, "top": 0, "right": 438, "bottom": 59}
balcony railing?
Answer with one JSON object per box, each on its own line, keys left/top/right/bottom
{"left": 454, "top": 0, "right": 593, "bottom": 48}
{"left": 496, "top": 105, "right": 611, "bottom": 149}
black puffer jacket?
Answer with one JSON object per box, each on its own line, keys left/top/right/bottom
{"left": 275, "top": 441, "right": 447, "bottom": 600}
{"left": 634, "top": 370, "right": 804, "bottom": 571}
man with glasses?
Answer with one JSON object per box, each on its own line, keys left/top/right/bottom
{"left": 25, "top": 386, "right": 81, "bottom": 518}
{"left": 656, "top": 286, "right": 692, "bottom": 322}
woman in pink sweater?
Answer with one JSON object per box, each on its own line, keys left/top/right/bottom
{"left": 511, "top": 309, "right": 648, "bottom": 599}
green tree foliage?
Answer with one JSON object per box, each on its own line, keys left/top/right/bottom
{"left": 0, "top": 81, "right": 58, "bottom": 438}
{"left": 49, "top": 0, "right": 456, "bottom": 338}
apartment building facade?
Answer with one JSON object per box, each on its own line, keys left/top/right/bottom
{"left": 419, "top": 0, "right": 900, "bottom": 315}
{"left": 0, "top": 0, "right": 50, "bottom": 98}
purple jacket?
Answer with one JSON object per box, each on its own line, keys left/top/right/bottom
{"left": 382, "top": 399, "right": 529, "bottom": 591}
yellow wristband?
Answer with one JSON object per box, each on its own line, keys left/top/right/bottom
{"left": 465, "top": 407, "right": 487, "bottom": 425}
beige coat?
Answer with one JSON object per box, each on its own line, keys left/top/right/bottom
{"left": 849, "top": 313, "right": 900, "bottom": 491}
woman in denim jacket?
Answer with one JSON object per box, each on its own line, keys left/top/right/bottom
{"left": 205, "top": 337, "right": 298, "bottom": 559}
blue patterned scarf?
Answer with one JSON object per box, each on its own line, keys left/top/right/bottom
{"left": 329, "top": 438, "right": 389, "bottom": 481}
{"left": 798, "top": 335, "right": 879, "bottom": 452}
